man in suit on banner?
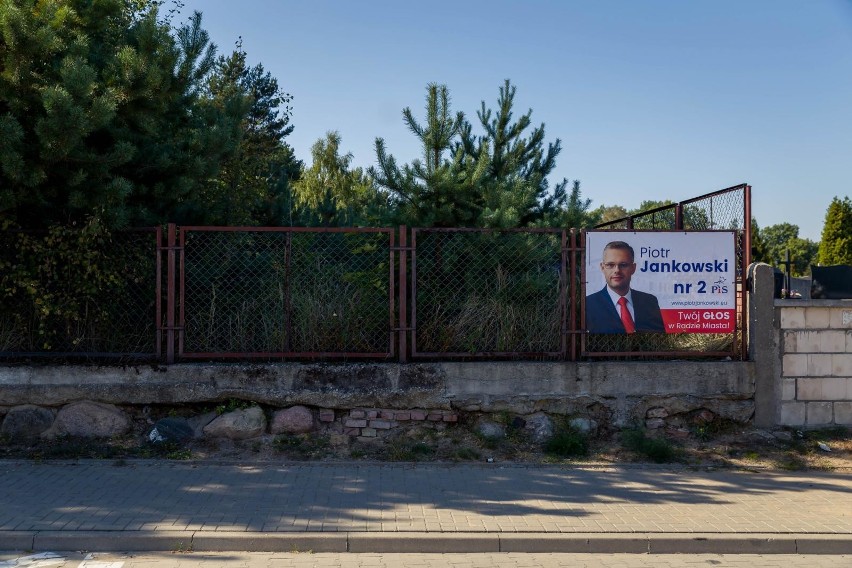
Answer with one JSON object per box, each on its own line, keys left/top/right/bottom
{"left": 586, "top": 240, "right": 665, "bottom": 334}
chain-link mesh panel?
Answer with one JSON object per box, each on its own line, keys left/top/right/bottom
{"left": 289, "top": 231, "right": 391, "bottom": 353}
{"left": 631, "top": 207, "right": 677, "bottom": 230}
{"left": 183, "top": 231, "right": 287, "bottom": 354}
{"left": 596, "top": 219, "right": 631, "bottom": 230}
{"left": 595, "top": 185, "right": 749, "bottom": 232}
{"left": 102, "top": 231, "right": 159, "bottom": 354}
{"left": 583, "top": 330, "right": 736, "bottom": 356}
{"left": 182, "top": 229, "right": 391, "bottom": 356}
{"left": 0, "top": 229, "right": 158, "bottom": 357}
{"left": 681, "top": 188, "right": 747, "bottom": 231}
{"left": 413, "top": 229, "right": 563, "bottom": 356}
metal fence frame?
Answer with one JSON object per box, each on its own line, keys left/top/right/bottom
{"left": 0, "top": 185, "right": 750, "bottom": 363}
{"left": 408, "top": 227, "right": 577, "bottom": 360}
{"left": 166, "top": 226, "right": 397, "bottom": 362}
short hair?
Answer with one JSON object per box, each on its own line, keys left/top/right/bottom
{"left": 602, "top": 241, "right": 634, "bottom": 262}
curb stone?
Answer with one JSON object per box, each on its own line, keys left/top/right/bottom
{"left": 3, "top": 532, "right": 851, "bottom": 554}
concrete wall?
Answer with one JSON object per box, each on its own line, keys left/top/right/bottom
{"left": 0, "top": 360, "right": 755, "bottom": 430}
{"left": 2, "top": 262, "right": 847, "bottom": 430}
{"left": 776, "top": 299, "right": 852, "bottom": 427}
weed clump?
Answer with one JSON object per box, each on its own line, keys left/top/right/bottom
{"left": 386, "top": 440, "right": 436, "bottom": 461}
{"left": 544, "top": 424, "right": 589, "bottom": 458}
{"left": 621, "top": 428, "right": 678, "bottom": 463}
{"left": 452, "top": 447, "right": 481, "bottom": 461}
{"left": 273, "top": 434, "right": 330, "bottom": 459}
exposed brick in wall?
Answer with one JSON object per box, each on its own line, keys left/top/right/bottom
{"left": 779, "top": 302, "right": 852, "bottom": 427}
{"left": 338, "top": 408, "right": 459, "bottom": 439}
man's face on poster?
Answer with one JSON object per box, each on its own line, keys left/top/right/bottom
{"left": 600, "top": 247, "right": 636, "bottom": 295}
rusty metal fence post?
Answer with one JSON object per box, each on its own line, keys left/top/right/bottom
{"left": 155, "top": 225, "right": 163, "bottom": 360}
{"left": 398, "top": 225, "right": 408, "bottom": 363}
{"left": 560, "top": 229, "right": 568, "bottom": 360}
{"left": 165, "top": 223, "right": 177, "bottom": 363}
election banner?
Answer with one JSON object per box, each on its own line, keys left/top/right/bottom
{"left": 585, "top": 231, "right": 737, "bottom": 334}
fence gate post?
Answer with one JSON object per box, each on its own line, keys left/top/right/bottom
{"left": 398, "top": 225, "right": 408, "bottom": 363}
{"left": 155, "top": 226, "right": 163, "bottom": 360}
{"left": 166, "top": 223, "right": 177, "bottom": 364}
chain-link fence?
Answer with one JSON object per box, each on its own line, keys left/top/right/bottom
{"left": 0, "top": 228, "right": 159, "bottom": 358}
{"left": 411, "top": 228, "right": 566, "bottom": 358}
{"left": 0, "top": 184, "right": 750, "bottom": 362}
{"left": 179, "top": 227, "right": 394, "bottom": 358}
{"left": 596, "top": 184, "right": 750, "bottom": 233}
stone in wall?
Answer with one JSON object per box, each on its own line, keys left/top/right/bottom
{"left": 476, "top": 419, "right": 505, "bottom": 440}
{"left": 1, "top": 405, "right": 55, "bottom": 443}
{"left": 569, "top": 417, "right": 598, "bottom": 434}
{"left": 704, "top": 399, "right": 753, "bottom": 423}
{"left": 524, "top": 413, "right": 554, "bottom": 443}
{"left": 638, "top": 396, "right": 753, "bottom": 425}
{"left": 42, "top": 401, "right": 130, "bottom": 439}
{"left": 187, "top": 411, "right": 218, "bottom": 438}
{"left": 694, "top": 409, "right": 716, "bottom": 423}
{"left": 203, "top": 406, "right": 266, "bottom": 440}
{"left": 271, "top": 406, "right": 314, "bottom": 434}
{"left": 514, "top": 397, "right": 603, "bottom": 418}
{"left": 646, "top": 407, "right": 669, "bottom": 419}
{"left": 150, "top": 417, "right": 195, "bottom": 443}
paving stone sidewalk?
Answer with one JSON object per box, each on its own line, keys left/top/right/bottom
{"left": 1, "top": 461, "right": 851, "bottom": 553}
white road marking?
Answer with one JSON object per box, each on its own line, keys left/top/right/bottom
{"left": 0, "top": 553, "right": 65, "bottom": 567}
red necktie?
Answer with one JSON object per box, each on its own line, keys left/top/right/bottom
{"left": 618, "top": 296, "right": 635, "bottom": 334}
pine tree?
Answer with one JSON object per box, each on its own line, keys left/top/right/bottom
{"left": 457, "top": 79, "right": 568, "bottom": 227}
{"left": 120, "top": 9, "right": 239, "bottom": 226}
{"left": 197, "top": 41, "right": 300, "bottom": 225}
{"left": 1, "top": 0, "right": 138, "bottom": 227}
{"left": 0, "top": 2, "right": 242, "bottom": 228}
{"left": 818, "top": 196, "right": 852, "bottom": 265}
{"left": 370, "top": 83, "right": 489, "bottom": 227}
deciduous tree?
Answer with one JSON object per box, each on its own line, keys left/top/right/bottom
{"left": 590, "top": 204, "right": 628, "bottom": 226}
{"left": 762, "top": 222, "right": 818, "bottom": 276}
{"left": 293, "top": 132, "right": 387, "bottom": 226}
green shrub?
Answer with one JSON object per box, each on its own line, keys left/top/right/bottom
{"left": 621, "top": 428, "right": 677, "bottom": 463}
{"left": 544, "top": 425, "right": 589, "bottom": 458}
{"left": 475, "top": 433, "right": 502, "bottom": 450}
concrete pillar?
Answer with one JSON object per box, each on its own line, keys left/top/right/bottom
{"left": 749, "top": 262, "right": 778, "bottom": 427}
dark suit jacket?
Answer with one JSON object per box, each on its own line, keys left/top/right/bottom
{"left": 585, "top": 286, "right": 665, "bottom": 333}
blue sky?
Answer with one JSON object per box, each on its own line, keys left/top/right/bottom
{"left": 177, "top": 0, "right": 852, "bottom": 240}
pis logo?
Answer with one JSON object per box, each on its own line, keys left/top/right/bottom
{"left": 711, "top": 277, "right": 728, "bottom": 294}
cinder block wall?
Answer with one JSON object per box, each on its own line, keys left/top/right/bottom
{"left": 778, "top": 301, "right": 852, "bottom": 426}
